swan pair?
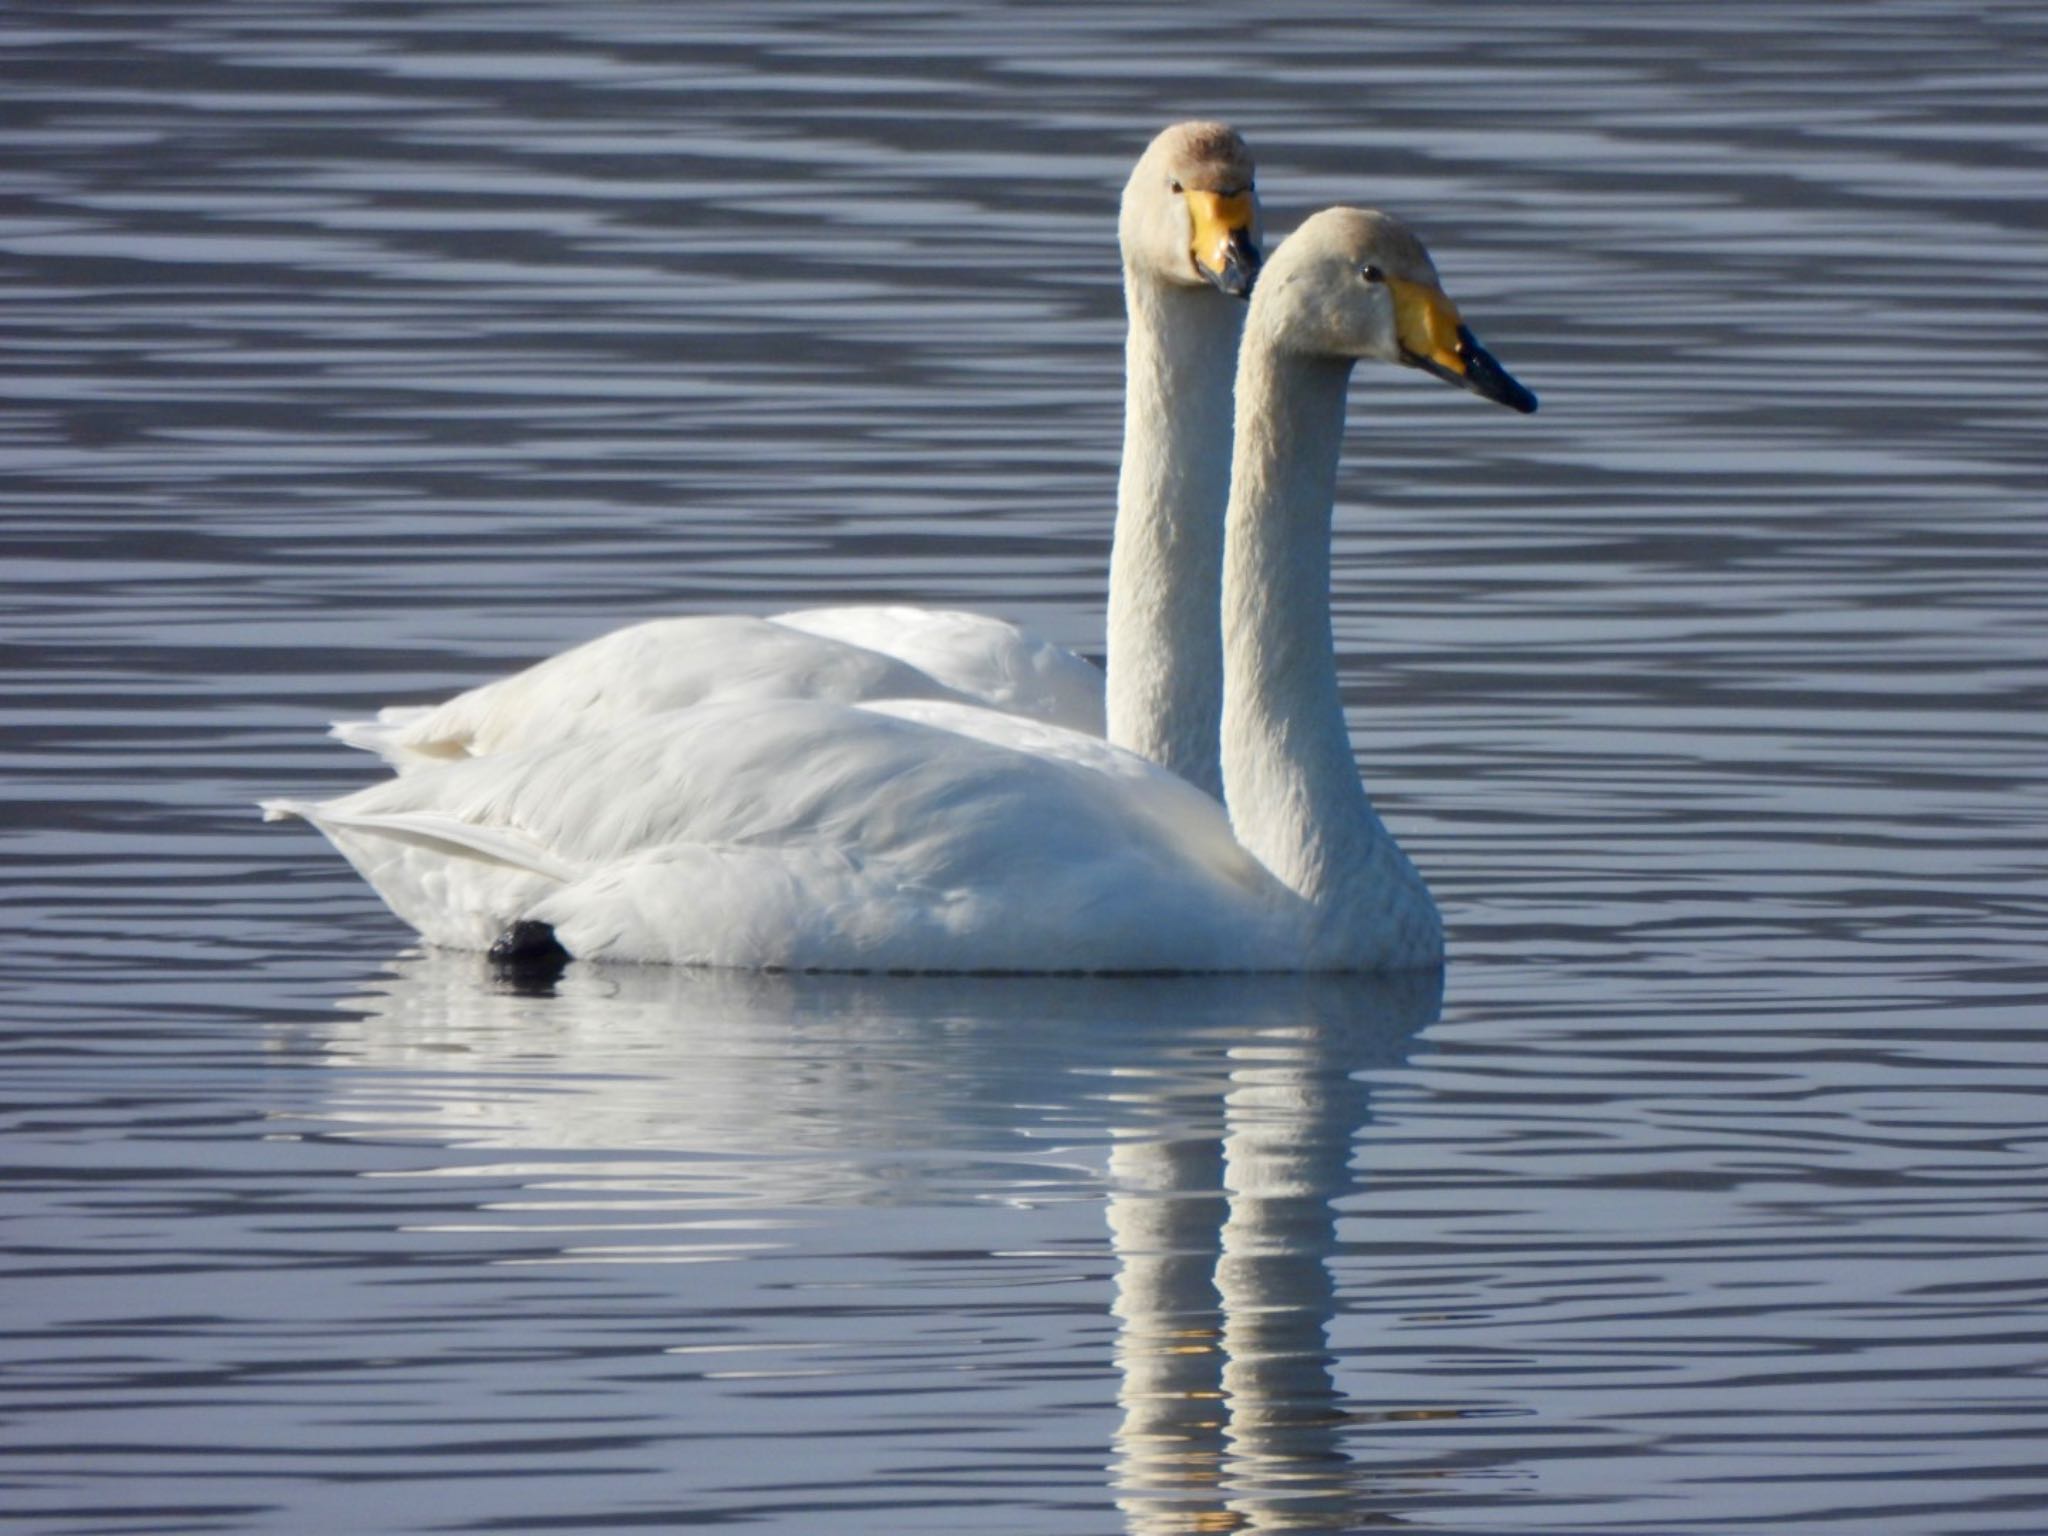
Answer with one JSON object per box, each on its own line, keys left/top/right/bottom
{"left": 265, "top": 125, "right": 1536, "bottom": 973}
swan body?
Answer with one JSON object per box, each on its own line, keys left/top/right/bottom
{"left": 332, "top": 123, "right": 1260, "bottom": 784}
{"left": 269, "top": 205, "right": 1533, "bottom": 973}
{"left": 268, "top": 698, "right": 1298, "bottom": 970}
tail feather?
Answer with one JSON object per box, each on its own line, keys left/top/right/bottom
{"left": 327, "top": 706, "right": 452, "bottom": 768}
{"left": 261, "top": 798, "right": 579, "bottom": 881}
{"left": 260, "top": 797, "right": 579, "bottom": 952}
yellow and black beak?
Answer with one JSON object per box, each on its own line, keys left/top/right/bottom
{"left": 1185, "top": 189, "right": 1260, "bottom": 298}
{"left": 1389, "top": 276, "right": 1537, "bottom": 414}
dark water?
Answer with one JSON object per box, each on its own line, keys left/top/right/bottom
{"left": 5, "top": 3, "right": 2048, "bottom": 1531}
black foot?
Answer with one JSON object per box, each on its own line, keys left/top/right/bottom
{"left": 490, "top": 918, "right": 569, "bottom": 963}
{"left": 488, "top": 919, "right": 571, "bottom": 993}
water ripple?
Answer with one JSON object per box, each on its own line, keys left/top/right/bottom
{"left": 4, "top": 2, "right": 2047, "bottom": 1532}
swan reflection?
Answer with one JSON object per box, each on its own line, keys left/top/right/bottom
{"left": 321, "top": 955, "right": 1445, "bottom": 1529}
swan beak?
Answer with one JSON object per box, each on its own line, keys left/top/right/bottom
{"left": 1391, "top": 278, "right": 1538, "bottom": 414}
{"left": 1186, "top": 189, "right": 1260, "bottom": 298}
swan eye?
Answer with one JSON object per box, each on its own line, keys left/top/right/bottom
{"left": 1169, "top": 179, "right": 1184, "bottom": 194}
{"left": 1359, "top": 264, "right": 1386, "bottom": 284}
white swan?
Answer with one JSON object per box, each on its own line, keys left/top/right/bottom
{"left": 265, "top": 207, "right": 1534, "bottom": 972}
{"left": 330, "top": 121, "right": 1261, "bottom": 796}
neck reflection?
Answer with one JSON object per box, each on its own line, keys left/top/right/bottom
{"left": 1108, "top": 971, "right": 1440, "bottom": 1533}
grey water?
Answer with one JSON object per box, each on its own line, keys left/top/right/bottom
{"left": 4, "top": 2, "right": 2046, "bottom": 1531}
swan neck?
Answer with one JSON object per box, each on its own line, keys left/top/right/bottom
{"left": 1220, "top": 341, "right": 1440, "bottom": 966}
{"left": 1105, "top": 269, "right": 1242, "bottom": 800}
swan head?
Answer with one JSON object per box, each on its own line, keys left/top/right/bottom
{"left": 1121, "top": 121, "right": 1262, "bottom": 298}
{"left": 1254, "top": 207, "right": 1537, "bottom": 414}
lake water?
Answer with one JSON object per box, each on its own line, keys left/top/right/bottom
{"left": 5, "top": 3, "right": 2047, "bottom": 1531}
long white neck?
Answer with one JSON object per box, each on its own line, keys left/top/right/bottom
{"left": 1219, "top": 340, "right": 1442, "bottom": 969}
{"left": 1104, "top": 271, "right": 1243, "bottom": 801}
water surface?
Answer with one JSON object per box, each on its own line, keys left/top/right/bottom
{"left": 4, "top": 3, "right": 2047, "bottom": 1532}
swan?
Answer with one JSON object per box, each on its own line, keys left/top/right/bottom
{"left": 264, "top": 206, "right": 1534, "bottom": 972}
{"left": 329, "top": 121, "right": 1261, "bottom": 797}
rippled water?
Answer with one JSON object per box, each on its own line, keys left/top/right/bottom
{"left": 5, "top": 3, "right": 2047, "bottom": 1532}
